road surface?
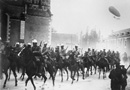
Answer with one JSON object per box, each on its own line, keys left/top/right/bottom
{"left": 0, "top": 71, "right": 130, "bottom": 90}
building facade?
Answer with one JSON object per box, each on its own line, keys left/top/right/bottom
{"left": 51, "top": 32, "right": 79, "bottom": 50}
{"left": 103, "top": 28, "right": 130, "bottom": 56}
{"left": 0, "top": 0, "right": 52, "bottom": 45}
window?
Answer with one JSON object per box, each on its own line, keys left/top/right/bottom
{"left": 127, "top": 32, "right": 130, "bottom": 34}
{"left": 122, "top": 33, "right": 124, "bottom": 35}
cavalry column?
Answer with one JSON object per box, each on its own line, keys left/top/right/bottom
{"left": 0, "top": 0, "right": 52, "bottom": 79}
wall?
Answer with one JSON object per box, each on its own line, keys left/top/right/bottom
{"left": 25, "top": 15, "right": 51, "bottom": 45}
{"left": 1, "top": 13, "right": 7, "bottom": 42}
{"left": 10, "top": 19, "right": 20, "bottom": 45}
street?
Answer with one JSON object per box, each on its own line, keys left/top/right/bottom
{"left": 0, "top": 71, "right": 130, "bottom": 90}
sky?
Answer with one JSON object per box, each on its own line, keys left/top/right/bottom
{"left": 51, "top": 0, "right": 130, "bottom": 37}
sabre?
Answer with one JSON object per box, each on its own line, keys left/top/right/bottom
{"left": 127, "top": 64, "right": 130, "bottom": 71}
{"left": 39, "top": 41, "right": 42, "bottom": 47}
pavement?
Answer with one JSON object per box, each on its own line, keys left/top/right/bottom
{"left": 0, "top": 71, "right": 130, "bottom": 90}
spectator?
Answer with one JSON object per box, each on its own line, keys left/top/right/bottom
{"left": 109, "top": 63, "right": 122, "bottom": 90}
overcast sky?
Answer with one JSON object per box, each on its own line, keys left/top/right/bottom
{"left": 51, "top": 0, "right": 130, "bottom": 37}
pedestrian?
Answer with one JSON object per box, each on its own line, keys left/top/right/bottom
{"left": 109, "top": 63, "right": 122, "bottom": 90}
{"left": 120, "top": 65, "right": 127, "bottom": 90}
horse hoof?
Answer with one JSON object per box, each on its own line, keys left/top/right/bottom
{"left": 3, "top": 85, "right": 5, "bottom": 88}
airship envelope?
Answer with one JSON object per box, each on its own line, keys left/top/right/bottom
{"left": 109, "top": 6, "right": 121, "bottom": 17}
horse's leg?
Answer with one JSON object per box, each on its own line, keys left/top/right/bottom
{"left": 60, "top": 68, "right": 63, "bottom": 82}
{"left": 71, "top": 73, "right": 74, "bottom": 84}
{"left": 64, "top": 67, "right": 69, "bottom": 81}
{"left": 12, "top": 68, "right": 18, "bottom": 86}
{"left": 34, "top": 75, "right": 37, "bottom": 80}
{"left": 25, "top": 77, "right": 30, "bottom": 89}
{"left": 50, "top": 72, "right": 55, "bottom": 86}
{"left": 76, "top": 69, "right": 79, "bottom": 81}
{"left": 81, "top": 65, "right": 85, "bottom": 79}
{"left": 20, "top": 67, "right": 25, "bottom": 80}
{"left": 90, "top": 65, "right": 93, "bottom": 75}
{"left": 3, "top": 72, "right": 8, "bottom": 88}
{"left": 54, "top": 68, "right": 58, "bottom": 78}
{"left": 94, "top": 65, "right": 97, "bottom": 74}
{"left": 42, "top": 74, "right": 47, "bottom": 84}
{"left": 87, "top": 67, "right": 89, "bottom": 77}
{"left": 73, "top": 68, "right": 77, "bottom": 81}
{"left": 22, "top": 68, "right": 25, "bottom": 81}
{"left": 30, "top": 77, "right": 36, "bottom": 90}
{"left": 98, "top": 68, "right": 101, "bottom": 79}
{"left": 48, "top": 69, "right": 55, "bottom": 86}
{"left": 8, "top": 68, "right": 11, "bottom": 81}
{"left": 70, "top": 70, "right": 74, "bottom": 84}
{"left": 103, "top": 68, "right": 106, "bottom": 79}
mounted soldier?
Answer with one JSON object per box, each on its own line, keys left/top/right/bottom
{"left": 60, "top": 44, "right": 67, "bottom": 60}
{"left": 106, "top": 49, "right": 111, "bottom": 57}
{"left": 87, "top": 48, "right": 92, "bottom": 57}
{"left": 14, "top": 42, "right": 21, "bottom": 55}
{"left": 42, "top": 42, "right": 48, "bottom": 55}
{"left": 55, "top": 44, "right": 60, "bottom": 54}
{"left": 31, "top": 39, "right": 42, "bottom": 75}
{"left": 55, "top": 44, "right": 60, "bottom": 56}
{"left": 102, "top": 49, "right": 107, "bottom": 58}
{"left": 73, "top": 45, "right": 80, "bottom": 61}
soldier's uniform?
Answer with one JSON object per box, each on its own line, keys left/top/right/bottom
{"left": 55, "top": 45, "right": 60, "bottom": 56}
{"left": 74, "top": 46, "right": 80, "bottom": 57}
{"left": 102, "top": 49, "right": 107, "bottom": 58}
{"left": 14, "top": 42, "right": 21, "bottom": 54}
{"left": 60, "top": 45, "right": 66, "bottom": 60}
{"left": 42, "top": 42, "right": 48, "bottom": 55}
{"left": 73, "top": 45, "right": 80, "bottom": 62}
{"left": 32, "top": 39, "right": 42, "bottom": 74}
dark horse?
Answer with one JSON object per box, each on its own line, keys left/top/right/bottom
{"left": 19, "top": 46, "right": 47, "bottom": 90}
{"left": 68, "top": 51, "right": 80, "bottom": 84}
{"left": 96, "top": 57, "right": 109, "bottom": 79}
{"left": 54, "top": 52, "right": 69, "bottom": 82}
{"left": 43, "top": 52, "right": 56, "bottom": 86}
{"left": 83, "top": 54, "right": 95, "bottom": 77}
{"left": 2, "top": 46, "right": 18, "bottom": 88}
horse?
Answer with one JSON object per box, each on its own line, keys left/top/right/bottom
{"left": 82, "top": 53, "right": 95, "bottom": 77}
{"left": 76, "top": 56, "right": 85, "bottom": 80}
{"left": 2, "top": 46, "right": 18, "bottom": 88}
{"left": 96, "top": 57, "right": 109, "bottom": 79}
{"left": 68, "top": 51, "right": 80, "bottom": 84}
{"left": 54, "top": 52, "right": 69, "bottom": 82}
{"left": 43, "top": 52, "right": 56, "bottom": 86}
{"left": 19, "top": 45, "right": 47, "bottom": 90}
